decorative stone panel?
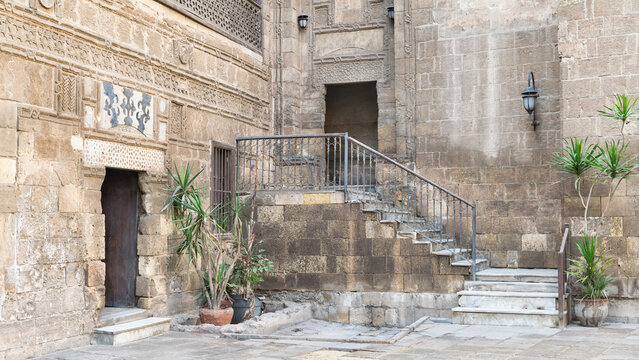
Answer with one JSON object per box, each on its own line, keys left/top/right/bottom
{"left": 313, "top": 60, "right": 384, "bottom": 86}
{"left": 84, "top": 139, "right": 164, "bottom": 172}
{"left": 98, "top": 82, "right": 154, "bottom": 138}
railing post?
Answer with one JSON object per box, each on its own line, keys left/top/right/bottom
{"left": 343, "top": 132, "right": 349, "bottom": 202}
{"left": 472, "top": 203, "right": 477, "bottom": 281}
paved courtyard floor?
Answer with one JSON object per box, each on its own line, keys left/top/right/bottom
{"left": 39, "top": 320, "right": 639, "bottom": 359}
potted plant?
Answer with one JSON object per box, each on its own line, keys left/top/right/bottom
{"left": 228, "top": 219, "right": 274, "bottom": 324}
{"left": 164, "top": 164, "right": 247, "bottom": 326}
{"left": 567, "top": 235, "right": 614, "bottom": 326}
{"left": 553, "top": 94, "right": 639, "bottom": 326}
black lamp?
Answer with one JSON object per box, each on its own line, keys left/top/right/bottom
{"left": 298, "top": 12, "right": 309, "bottom": 29}
{"left": 387, "top": 4, "right": 394, "bottom": 20}
{"left": 522, "top": 72, "right": 539, "bottom": 130}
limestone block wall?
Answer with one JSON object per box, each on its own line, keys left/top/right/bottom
{"left": 407, "top": 1, "right": 563, "bottom": 269}
{"left": 0, "top": 0, "right": 274, "bottom": 358}
{"left": 558, "top": 0, "right": 639, "bottom": 322}
{"left": 255, "top": 191, "right": 468, "bottom": 296}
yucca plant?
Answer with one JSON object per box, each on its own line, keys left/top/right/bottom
{"left": 164, "top": 163, "right": 247, "bottom": 310}
{"left": 553, "top": 94, "right": 639, "bottom": 234}
{"left": 598, "top": 94, "right": 639, "bottom": 142}
{"left": 567, "top": 235, "right": 614, "bottom": 300}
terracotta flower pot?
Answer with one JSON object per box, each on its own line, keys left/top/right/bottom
{"left": 574, "top": 298, "right": 608, "bottom": 327}
{"left": 199, "top": 302, "right": 234, "bottom": 326}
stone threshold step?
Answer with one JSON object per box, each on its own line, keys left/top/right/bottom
{"left": 457, "top": 290, "right": 563, "bottom": 298}
{"left": 92, "top": 317, "right": 170, "bottom": 346}
{"left": 99, "top": 308, "right": 151, "bottom": 327}
{"left": 452, "top": 307, "right": 562, "bottom": 316}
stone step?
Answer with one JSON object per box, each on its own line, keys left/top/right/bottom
{"left": 452, "top": 307, "right": 564, "bottom": 327}
{"left": 464, "top": 281, "right": 559, "bottom": 293}
{"left": 98, "top": 308, "right": 151, "bottom": 327}
{"left": 92, "top": 317, "right": 170, "bottom": 345}
{"left": 432, "top": 248, "right": 471, "bottom": 257}
{"left": 450, "top": 258, "right": 489, "bottom": 268}
{"left": 475, "top": 268, "right": 558, "bottom": 283}
{"left": 457, "top": 291, "right": 559, "bottom": 311}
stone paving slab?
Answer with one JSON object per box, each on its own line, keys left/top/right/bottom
{"left": 37, "top": 321, "right": 639, "bottom": 360}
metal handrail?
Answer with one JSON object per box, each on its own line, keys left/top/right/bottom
{"left": 348, "top": 137, "right": 474, "bottom": 206}
{"left": 558, "top": 223, "right": 570, "bottom": 328}
{"left": 236, "top": 132, "right": 478, "bottom": 279}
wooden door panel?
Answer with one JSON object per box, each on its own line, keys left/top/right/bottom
{"left": 101, "top": 169, "right": 139, "bottom": 308}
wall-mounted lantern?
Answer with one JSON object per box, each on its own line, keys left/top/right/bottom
{"left": 521, "top": 71, "right": 539, "bottom": 130}
{"left": 387, "top": 4, "right": 394, "bottom": 20}
{"left": 298, "top": 12, "right": 309, "bottom": 29}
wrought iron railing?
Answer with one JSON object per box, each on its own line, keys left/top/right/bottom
{"left": 236, "top": 133, "right": 477, "bottom": 278}
{"left": 558, "top": 223, "right": 570, "bottom": 328}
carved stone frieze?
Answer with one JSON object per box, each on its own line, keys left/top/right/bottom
{"left": 0, "top": 11, "right": 269, "bottom": 128}
{"left": 313, "top": 60, "right": 384, "bottom": 87}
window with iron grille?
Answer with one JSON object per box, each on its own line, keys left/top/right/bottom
{"left": 211, "top": 141, "right": 236, "bottom": 231}
{"left": 155, "top": 0, "right": 263, "bottom": 52}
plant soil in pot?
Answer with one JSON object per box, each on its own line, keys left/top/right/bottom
{"left": 574, "top": 298, "right": 608, "bottom": 327}
{"left": 231, "top": 295, "right": 255, "bottom": 324}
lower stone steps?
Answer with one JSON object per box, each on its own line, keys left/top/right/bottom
{"left": 457, "top": 290, "right": 559, "bottom": 310}
{"left": 452, "top": 307, "right": 564, "bottom": 327}
{"left": 93, "top": 308, "right": 170, "bottom": 345}
{"left": 453, "top": 268, "right": 566, "bottom": 328}
{"left": 92, "top": 317, "right": 171, "bottom": 345}
{"left": 98, "top": 307, "right": 151, "bottom": 327}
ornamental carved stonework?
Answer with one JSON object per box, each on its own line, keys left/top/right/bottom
{"left": 173, "top": 39, "right": 193, "bottom": 67}
{"left": 55, "top": 70, "right": 78, "bottom": 117}
{"left": 168, "top": 101, "right": 185, "bottom": 138}
{"left": 313, "top": 60, "right": 384, "bottom": 87}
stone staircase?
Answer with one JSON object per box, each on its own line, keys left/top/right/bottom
{"left": 91, "top": 308, "right": 170, "bottom": 345}
{"left": 350, "top": 188, "right": 488, "bottom": 277}
{"left": 453, "top": 268, "right": 566, "bottom": 327}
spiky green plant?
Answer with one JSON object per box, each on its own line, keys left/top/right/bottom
{"left": 567, "top": 235, "right": 614, "bottom": 300}
{"left": 163, "top": 163, "right": 251, "bottom": 309}
{"left": 589, "top": 140, "right": 639, "bottom": 217}
{"left": 552, "top": 138, "right": 599, "bottom": 232}
{"left": 598, "top": 94, "right": 639, "bottom": 141}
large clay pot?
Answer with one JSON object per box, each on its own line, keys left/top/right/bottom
{"left": 574, "top": 298, "right": 608, "bottom": 327}
{"left": 199, "top": 302, "right": 234, "bottom": 326}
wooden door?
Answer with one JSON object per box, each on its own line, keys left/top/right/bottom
{"left": 101, "top": 168, "right": 139, "bottom": 308}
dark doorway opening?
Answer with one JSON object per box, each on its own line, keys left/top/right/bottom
{"left": 325, "top": 82, "right": 379, "bottom": 190}
{"left": 101, "top": 168, "right": 139, "bottom": 308}
{"left": 324, "top": 82, "right": 379, "bottom": 149}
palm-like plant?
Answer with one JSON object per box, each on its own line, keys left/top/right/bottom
{"left": 567, "top": 235, "right": 614, "bottom": 300}
{"left": 164, "top": 163, "right": 247, "bottom": 310}
{"left": 552, "top": 138, "right": 599, "bottom": 232}
{"left": 598, "top": 94, "right": 639, "bottom": 142}
{"left": 589, "top": 140, "right": 639, "bottom": 217}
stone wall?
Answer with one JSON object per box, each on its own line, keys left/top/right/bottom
{"left": 0, "top": 0, "right": 273, "bottom": 358}
{"left": 409, "top": 1, "right": 562, "bottom": 269}
{"left": 558, "top": 0, "right": 639, "bottom": 322}
{"left": 254, "top": 191, "right": 468, "bottom": 296}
